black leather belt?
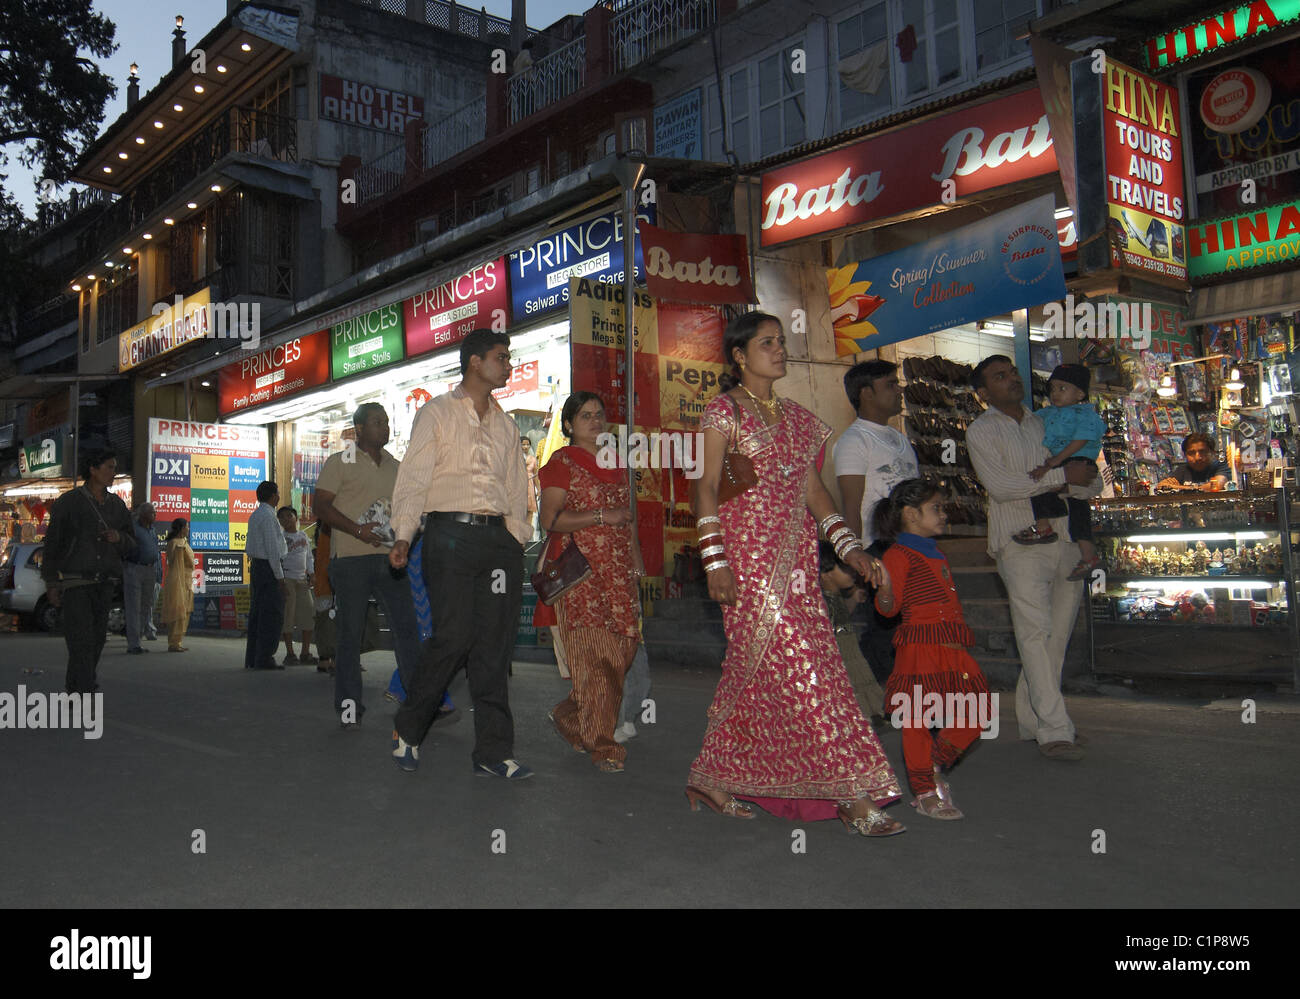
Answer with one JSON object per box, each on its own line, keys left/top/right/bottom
{"left": 429, "top": 511, "right": 505, "bottom": 527}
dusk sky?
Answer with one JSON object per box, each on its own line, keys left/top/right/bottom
{"left": 9, "top": 0, "right": 590, "bottom": 217}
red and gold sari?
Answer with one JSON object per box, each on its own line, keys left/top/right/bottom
{"left": 688, "top": 395, "right": 901, "bottom": 818}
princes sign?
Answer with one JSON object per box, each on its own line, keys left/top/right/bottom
{"left": 638, "top": 223, "right": 757, "bottom": 305}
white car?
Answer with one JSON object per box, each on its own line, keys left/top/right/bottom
{"left": 1, "top": 541, "right": 125, "bottom": 634}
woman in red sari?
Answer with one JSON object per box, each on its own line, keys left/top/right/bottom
{"left": 535, "top": 392, "right": 644, "bottom": 772}
{"left": 688, "top": 312, "right": 905, "bottom": 836}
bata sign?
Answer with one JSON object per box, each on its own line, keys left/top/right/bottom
{"left": 217, "top": 330, "right": 331, "bottom": 416}
{"left": 759, "top": 88, "right": 1056, "bottom": 246}
{"left": 639, "top": 223, "right": 756, "bottom": 305}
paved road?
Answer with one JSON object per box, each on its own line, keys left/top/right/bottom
{"left": 1, "top": 630, "right": 1295, "bottom": 908}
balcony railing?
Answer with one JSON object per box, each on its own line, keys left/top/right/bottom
{"left": 610, "top": 0, "right": 716, "bottom": 73}
{"left": 350, "top": 0, "right": 522, "bottom": 38}
{"left": 35, "top": 186, "right": 114, "bottom": 232}
{"left": 355, "top": 140, "right": 408, "bottom": 205}
{"left": 507, "top": 35, "right": 587, "bottom": 126}
{"left": 77, "top": 106, "right": 297, "bottom": 264}
{"left": 423, "top": 98, "right": 486, "bottom": 169}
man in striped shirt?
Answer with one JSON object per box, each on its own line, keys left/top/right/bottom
{"left": 967, "top": 356, "right": 1099, "bottom": 761}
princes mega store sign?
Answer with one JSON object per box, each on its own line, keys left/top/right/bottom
{"left": 759, "top": 88, "right": 1058, "bottom": 246}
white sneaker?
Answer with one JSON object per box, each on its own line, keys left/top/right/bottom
{"left": 613, "top": 721, "right": 637, "bottom": 744}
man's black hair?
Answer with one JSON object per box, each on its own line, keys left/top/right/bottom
{"left": 79, "top": 447, "right": 116, "bottom": 481}
{"left": 256, "top": 481, "right": 279, "bottom": 503}
{"left": 460, "top": 329, "right": 511, "bottom": 375}
{"left": 844, "top": 360, "right": 897, "bottom": 410}
{"left": 352, "top": 401, "right": 386, "bottom": 428}
{"left": 971, "top": 354, "right": 1014, "bottom": 392}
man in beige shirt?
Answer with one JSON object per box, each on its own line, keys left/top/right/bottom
{"left": 315, "top": 403, "right": 423, "bottom": 726}
{"left": 967, "top": 355, "right": 1099, "bottom": 761}
{"left": 388, "top": 329, "right": 533, "bottom": 779}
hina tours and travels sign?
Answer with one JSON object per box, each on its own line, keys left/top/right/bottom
{"left": 827, "top": 195, "right": 1066, "bottom": 356}
{"left": 1187, "top": 198, "right": 1300, "bottom": 276}
{"left": 1143, "top": 1, "right": 1300, "bottom": 70}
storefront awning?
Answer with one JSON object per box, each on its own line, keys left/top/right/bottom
{"left": 1189, "top": 270, "right": 1300, "bottom": 323}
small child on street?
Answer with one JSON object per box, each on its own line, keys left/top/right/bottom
{"left": 1017, "top": 363, "right": 1106, "bottom": 581}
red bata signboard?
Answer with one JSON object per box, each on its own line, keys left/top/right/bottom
{"left": 639, "top": 223, "right": 756, "bottom": 305}
{"left": 404, "top": 257, "right": 510, "bottom": 357}
{"left": 759, "top": 88, "right": 1057, "bottom": 246}
{"left": 1101, "top": 59, "right": 1188, "bottom": 283}
{"left": 218, "top": 330, "right": 331, "bottom": 415}
{"left": 319, "top": 74, "right": 424, "bottom": 133}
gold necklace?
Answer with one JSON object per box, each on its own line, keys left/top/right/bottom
{"left": 739, "top": 382, "right": 782, "bottom": 421}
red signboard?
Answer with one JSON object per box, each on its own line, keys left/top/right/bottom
{"left": 404, "top": 257, "right": 510, "bottom": 357}
{"left": 218, "top": 330, "right": 331, "bottom": 416}
{"left": 639, "top": 223, "right": 756, "bottom": 305}
{"left": 491, "top": 358, "right": 540, "bottom": 400}
{"left": 1101, "top": 59, "right": 1188, "bottom": 284}
{"left": 759, "top": 88, "right": 1057, "bottom": 245}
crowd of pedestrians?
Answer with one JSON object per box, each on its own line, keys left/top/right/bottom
{"left": 37, "top": 322, "right": 1095, "bottom": 815}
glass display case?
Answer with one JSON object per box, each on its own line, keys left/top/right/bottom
{"left": 1087, "top": 489, "right": 1300, "bottom": 682}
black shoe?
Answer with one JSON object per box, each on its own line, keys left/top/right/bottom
{"left": 126, "top": 647, "right": 147, "bottom": 655}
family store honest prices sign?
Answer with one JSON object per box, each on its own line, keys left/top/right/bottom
{"left": 759, "top": 87, "right": 1057, "bottom": 246}
{"left": 218, "top": 330, "right": 330, "bottom": 416}
{"left": 826, "top": 195, "right": 1066, "bottom": 356}
{"left": 147, "top": 420, "right": 268, "bottom": 552}
{"left": 330, "top": 303, "right": 404, "bottom": 378}
{"left": 404, "top": 257, "right": 509, "bottom": 356}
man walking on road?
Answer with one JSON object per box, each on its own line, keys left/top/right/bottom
{"left": 389, "top": 329, "right": 533, "bottom": 779}
{"left": 314, "top": 403, "right": 423, "bottom": 727}
{"left": 244, "top": 480, "right": 288, "bottom": 671}
{"left": 967, "top": 356, "right": 1099, "bottom": 760}
{"left": 40, "top": 448, "right": 136, "bottom": 693}
{"left": 123, "top": 502, "right": 160, "bottom": 654}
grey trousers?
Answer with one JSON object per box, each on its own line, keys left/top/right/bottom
{"left": 122, "top": 562, "right": 155, "bottom": 650}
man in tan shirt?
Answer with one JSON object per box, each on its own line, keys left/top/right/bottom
{"left": 388, "top": 329, "right": 533, "bottom": 779}
{"left": 315, "top": 403, "right": 423, "bottom": 726}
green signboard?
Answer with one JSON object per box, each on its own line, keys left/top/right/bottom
{"left": 1187, "top": 199, "right": 1300, "bottom": 278}
{"left": 1144, "top": 1, "right": 1300, "bottom": 70}
{"left": 330, "top": 303, "right": 404, "bottom": 379}
{"left": 18, "top": 435, "right": 63, "bottom": 478}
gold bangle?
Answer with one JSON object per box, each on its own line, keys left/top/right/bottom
{"left": 596, "top": 508, "right": 604, "bottom": 526}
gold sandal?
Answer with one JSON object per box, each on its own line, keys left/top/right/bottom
{"left": 686, "top": 786, "right": 755, "bottom": 819}
{"left": 837, "top": 803, "right": 906, "bottom": 837}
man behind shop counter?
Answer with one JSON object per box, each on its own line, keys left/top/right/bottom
{"left": 1158, "top": 433, "right": 1229, "bottom": 491}
{"left": 40, "top": 448, "right": 136, "bottom": 693}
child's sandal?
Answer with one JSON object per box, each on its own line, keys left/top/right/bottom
{"left": 1067, "top": 555, "right": 1101, "bottom": 581}
{"left": 1012, "top": 525, "right": 1057, "bottom": 545}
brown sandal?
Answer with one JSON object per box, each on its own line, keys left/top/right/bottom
{"left": 686, "top": 786, "right": 755, "bottom": 819}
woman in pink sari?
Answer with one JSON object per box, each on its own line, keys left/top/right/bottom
{"left": 688, "top": 312, "right": 905, "bottom": 836}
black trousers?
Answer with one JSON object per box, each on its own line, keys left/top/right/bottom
{"left": 244, "top": 558, "right": 284, "bottom": 669}
{"left": 61, "top": 579, "right": 114, "bottom": 693}
{"left": 1030, "top": 457, "right": 1095, "bottom": 542}
{"left": 394, "top": 520, "right": 523, "bottom": 765}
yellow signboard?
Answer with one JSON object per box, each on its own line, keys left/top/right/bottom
{"left": 119, "top": 287, "right": 212, "bottom": 371}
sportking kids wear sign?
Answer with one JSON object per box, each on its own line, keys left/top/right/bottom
{"left": 638, "top": 223, "right": 756, "bottom": 305}
{"left": 826, "top": 194, "right": 1066, "bottom": 355}
{"left": 147, "top": 419, "right": 269, "bottom": 552}
{"left": 759, "top": 87, "right": 1057, "bottom": 246}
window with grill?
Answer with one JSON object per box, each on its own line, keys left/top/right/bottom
{"left": 897, "top": 0, "right": 964, "bottom": 100}
{"left": 757, "top": 45, "right": 806, "bottom": 158}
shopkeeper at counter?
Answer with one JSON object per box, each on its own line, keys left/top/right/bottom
{"left": 1157, "top": 432, "right": 1229, "bottom": 491}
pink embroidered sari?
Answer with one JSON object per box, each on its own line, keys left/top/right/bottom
{"left": 688, "top": 395, "right": 901, "bottom": 819}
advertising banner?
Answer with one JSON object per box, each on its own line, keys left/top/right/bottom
{"left": 1187, "top": 198, "right": 1300, "bottom": 277}
{"left": 826, "top": 194, "right": 1067, "bottom": 355}
{"left": 404, "top": 257, "right": 510, "bottom": 356}
{"left": 653, "top": 89, "right": 703, "bottom": 159}
{"left": 119, "top": 287, "right": 212, "bottom": 372}
{"left": 218, "top": 329, "right": 331, "bottom": 416}
{"left": 759, "top": 87, "right": 1056, "bottom": 246}
{"left": 508, "top": 207, "right": 654, "bottom": 320}
{"left": 18, "top": 435, "right": 62, "bottom": 478}
{"left": 330, "top": 303, "right": 404, "bottom": 379}
{"left": 147, "top": 419, "right": 269, "bottom": 552}
{"left": 639, "top": 223, "right": 756, "bottom": 305}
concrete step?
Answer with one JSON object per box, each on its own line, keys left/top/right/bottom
{"left": 950, "top": 567, "right": 1008, "bottom": 600}
{"left": 971, "top": 654, "right": 1022, "bottom": 690}
{"left": 960, "top": 597, "right": 1013, "bottom": 629}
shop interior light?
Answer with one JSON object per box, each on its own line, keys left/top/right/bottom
{"left": 1157, "top": 374, "right": 1176, "bottom": 397}
{"left": 1225, "top": 368, "right": 1245, "bottom": 390}
{"left": 4, "top": 486, "right": 65, "bottom": 497}
{"left": 979, "top": 321, "right": 1015, "bottom": 337}
{"left": 1125, "top": 579, "right": 1278, "bottom": 589}
{"left": 1124, "top": 532, "right": 1269, "bottom": 543}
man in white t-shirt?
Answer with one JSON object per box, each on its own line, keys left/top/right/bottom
{"left": 832, "top": 359, "right": 918, "bottom": 547}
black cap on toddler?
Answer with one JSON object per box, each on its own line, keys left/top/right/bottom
{"left": 1048, "top": 363, "right": 1090, "bottom": 396}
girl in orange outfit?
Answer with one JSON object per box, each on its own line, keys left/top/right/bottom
{"left": 872, "top": 478, "right": 990, "bottom": 820}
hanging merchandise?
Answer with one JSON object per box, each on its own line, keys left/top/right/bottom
{"left": 1177, "top": 362, "right": 1208, "bottom": 403}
